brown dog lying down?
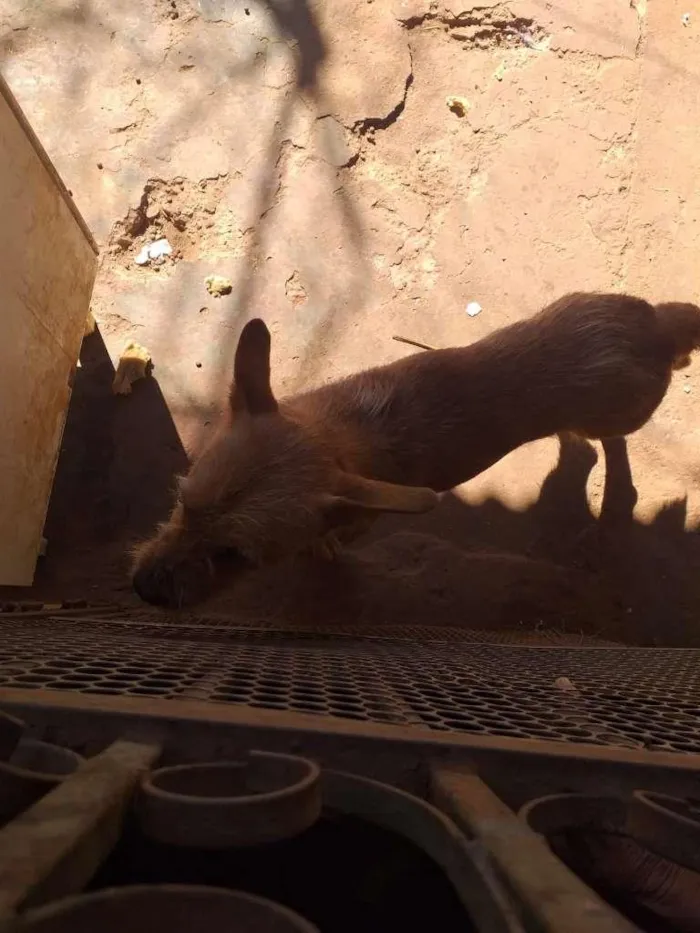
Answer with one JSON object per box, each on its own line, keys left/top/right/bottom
{"left": 132, "top": 292, "right": 700, "bottom": 608}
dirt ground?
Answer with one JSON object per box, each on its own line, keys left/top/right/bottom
{"left": 2, "top": 0, "right": 700, "bottom": 645}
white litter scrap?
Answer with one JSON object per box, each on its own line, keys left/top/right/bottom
{"left": 134, "top": 238, "right": 173, "bottom": 266}
{"left": 466, "top": 301, "right": 482, "bottom": 317}
{"left": 682, "top": 12, "right": 691, "bottom": 25}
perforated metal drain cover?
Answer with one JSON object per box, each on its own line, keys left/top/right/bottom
{"left": 1, "top": 614, "right": 699, "bottom": 753}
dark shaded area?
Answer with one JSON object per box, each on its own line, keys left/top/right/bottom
{"left": 265, "top": 0, "right": 326, "bottom": 90}
{"left": 551, "top": 829, "right": 698, "bottom": 933}
{"left": 8, "top": 370, "right": 700, "bottom": 647}
{"left": 0, "top": 326, "right": 188, "bottom": 603}
{"left": 89, "top": 810, "right": 471, "bottom": 933}
{"left": 198, "top": 433, "right": 700, "bottom": 647}
{"left": 369, "top": 434, "right": 700, "bottom": 647}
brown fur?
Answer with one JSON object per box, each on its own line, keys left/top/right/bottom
{"left": 132, "top": 292, "right": 700, "bottom": 607}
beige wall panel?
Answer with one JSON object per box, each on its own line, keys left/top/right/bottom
{"left": 0, "top": 76, "right": 98, "bottom": 585}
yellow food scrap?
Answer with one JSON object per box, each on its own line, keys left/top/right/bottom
{"left": 112, "top": 341, "right": 152, "bottom": 395}
{"left": 205, "top": 274, "right": 233, "bottom": 297}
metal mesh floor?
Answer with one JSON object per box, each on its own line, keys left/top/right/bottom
{"left": 1, "top": 613, "right": 700, "bottom": 754}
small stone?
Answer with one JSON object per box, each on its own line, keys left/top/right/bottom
{"left": 195, "top": 361, "right": 202, "bottom": 368}
{"left": 466, "top": 301, "right": 482, "bottom": 317}
{"left": 205, "top": 274, "right": 233, "bottom": 297}
{"left": 684, "top": 384, "right": 691, "bottom": 393}
{"left": 682, "top": 11, "right": 690, "bottom": 26}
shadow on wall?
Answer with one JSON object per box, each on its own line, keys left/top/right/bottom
{"left": 212, "top": 0, "right": 369, "bottom": 399}
{"left": 143, "top": 0, "right": 368, "bottom": 425}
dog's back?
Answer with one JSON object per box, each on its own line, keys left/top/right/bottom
{"left": 298, "top": 293, "right": 700, "bottom": 489}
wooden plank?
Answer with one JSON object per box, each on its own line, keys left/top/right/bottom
{"left": 0, "top": 76, "right": 98, "bottom": 585}
{"left": 0, "top": 740, "right": 161, "bottom": 917}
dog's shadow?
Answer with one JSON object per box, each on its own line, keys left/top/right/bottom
{"left": 452, "top": 434, "right": 699, "bottom": 647}
{"left": 212, "top": 434, "right": 700, "bottom": 646}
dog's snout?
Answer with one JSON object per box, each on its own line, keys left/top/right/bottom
{"left": 132, "top": 556, "right": 217, "bottom": 608}
{"left": 132, "top": 564, "right": 178, "bottom": 608}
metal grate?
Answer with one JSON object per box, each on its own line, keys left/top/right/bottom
{"left": 2, "top": 614, "right": 700, "bottom": 753}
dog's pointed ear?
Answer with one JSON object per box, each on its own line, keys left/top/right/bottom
{"left": 230, "top": 319, "right": 278, "bottom": 415}
{"left": 322, "top": 471, "right": 439, "bottom": 514}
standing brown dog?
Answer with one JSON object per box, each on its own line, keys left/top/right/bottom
{"left": 132, "top": 292, "right": 700, "bottom": 607}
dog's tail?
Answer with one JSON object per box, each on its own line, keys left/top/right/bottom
{"left": 655, "top": 301, "right": 700, "bottom": 369}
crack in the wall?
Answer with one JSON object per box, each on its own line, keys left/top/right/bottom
{"left": 632, "top": 1, "right": 647, "bottom": 58}
{"left": 327, "top": 47, "right": 415, "bottom": 169}
{"left": 617, "top": 9, "right": 648, "bottom": 288}
{"left": 256, "top": 136, "right": 303, "bottom": 222}
{"left": 398, "top": 4, "right": 547, "bottom": 49}
{"left": 352, "top": 49, "right": 414, "bottom": 137}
